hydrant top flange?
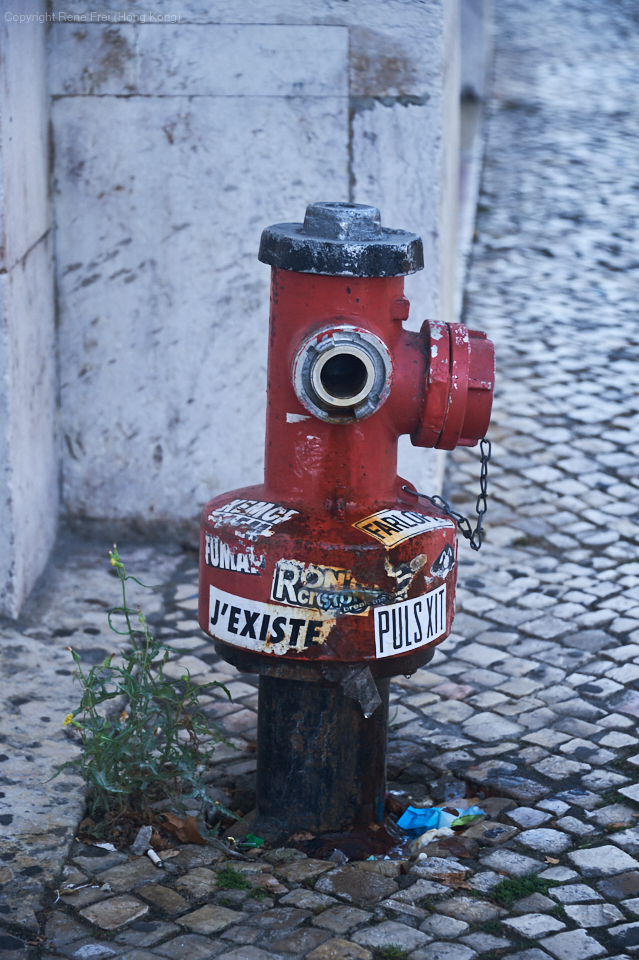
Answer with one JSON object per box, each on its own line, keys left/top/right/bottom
{"left": 258, "top": 201, "right": 424, "bottom": 278}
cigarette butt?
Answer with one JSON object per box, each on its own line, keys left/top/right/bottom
{"left": 146, "top": 848, "right": 163, "bottom": 868}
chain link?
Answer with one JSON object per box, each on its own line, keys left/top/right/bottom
{"left": 402, "top": 438, "right": 492, "bottom": 551}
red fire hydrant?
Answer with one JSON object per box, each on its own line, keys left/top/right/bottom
{"left": 199, "top": 203, "right": 494, "bottom": 848}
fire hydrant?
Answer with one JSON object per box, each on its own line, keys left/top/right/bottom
{"left": 198, "top": 202, "right": 494, "bottom": 848}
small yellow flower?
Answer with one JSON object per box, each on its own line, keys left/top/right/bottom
{"left": 64, "top": 713, "right": 73, "bottom": 726}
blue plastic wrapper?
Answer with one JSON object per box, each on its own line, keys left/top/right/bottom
{"left": 397, "top": 804, "right": 486, "bottom": 835}
{"left": 397, "top": 806, "right": 440, "bottom": 834}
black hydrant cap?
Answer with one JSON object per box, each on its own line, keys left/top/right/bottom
{"left": 258, "top": 201, "right": 424, "bottom": 278}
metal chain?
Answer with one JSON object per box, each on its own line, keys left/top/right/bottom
{"left": 402, "top": 438, "right": 492, "bottom": 551}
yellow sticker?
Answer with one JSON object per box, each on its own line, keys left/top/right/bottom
{"left": 354, "top": 509, "right": 454, "bottom": 548}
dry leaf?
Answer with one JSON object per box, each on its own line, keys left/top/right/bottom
{"left": 160, "top": 813, "right": 188, "bottom": 843}
{"left": 545, "top": 856, "right": 560, "bottom": 864}
{"left": 185, "top": 814, "right": 207, "bottom": 846}
{"left": 289, "top": 830, "right": 315, "bottom": 842}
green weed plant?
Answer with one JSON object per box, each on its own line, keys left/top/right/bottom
{"left": 58, "top": 546, "right": 230, "bottom": 818}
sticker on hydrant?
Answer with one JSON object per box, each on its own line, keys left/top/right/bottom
{"left": 354, "top": 509, "right": 454, "bottom": 548}
{"left": 205, "top": 534, "right": 264, "bottom": 576}
{"left": 208, "top": 499, "right": 298, "bottom": 541}
{"left": 374, "top": 584, "right": 447, "bottom": 658}
{"left": 209, "top": 585, "right": 334, "bottom": 654}
{"left": 271, "top": 559, "right": 394, "bottom": 616}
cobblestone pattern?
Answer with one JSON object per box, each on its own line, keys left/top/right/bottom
{"left": 3, "top": 1, "right": 639, "bottom": 958}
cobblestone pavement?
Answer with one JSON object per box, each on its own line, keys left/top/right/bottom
{"left": 4, "top": 0, "right": 639, "bottom": 958}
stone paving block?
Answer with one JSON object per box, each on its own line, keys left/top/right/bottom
{"left": 518, "top": 829, "right": 573, "bottom": 854}
{"left": 597, "top": 872, "right": 639, "bottom": 900}
{"left": 539, "top": 929, "right": 606, "bottom": 960}
{"left": 523, "top": 730, "right": 572, "bottom": 749}
{"left": 118, "top": 951, "right": 174, "bottom": 960}
{"left": 409, "top": 859, "right": 468, "bottom": 883}
{"left": 461, "top": 820, "right": 518, "bottom": 846}
{"left": 539, "top": 868, "right": 579, "bottom": 883}
{"left": 610, "top": 828, "right": 639, "bottom": 855}
{"left": 564, "top": 902, "right": 624, "bottom": 927}
{"left": 513, "top": 893, "right": 556, "bottom": 914}
{"left": 315, "top": 866, "right": 398, "bottom": 906}
{"left": 80, "top": 895, "right": 149, "bottom": 930}
{"left": 59, "top": 885, "right": 113, "bottom": 909}
{"left": 44, "top": 912, "right": 87, "bottom": 947}
{"left": 406, "top": 944, "right": 475, "bottom": 960}
{"left": 555, "top": 817, "right": 595, "bottom": 837}
{"left": 455, "top": 642, "right": 506, "bottom": 667}
{"left": 550, "top": 885, "right": 603, "bottom": 905}
{"left": 582, "top": 769, "right": 629, "bottom": 790}
{"left": 114, "top": 920, "right": 179, "bottom": 947}
{"left": 270, "top": 928, "right": 333, "bottom": 954}
{"left": 169, "top": 845, "right": 224, "bottom": 872}
{"left": 382, "top": 900, "right": 429, "bottom": 925}
{"left": 96, "top": 859, "right": 164, "bottom": 893}
{"left": 532, "top": 757, "right": 591, "bottom": 780}
{"left": 551, "top": 699, "right": 606, "bottom": 722}
{"left": 568, "top": 847, "right": 639, "bottom": 877}
{"left": 503, "top": 914, "right": 565, "bottom": 938}
{"left": 468, "top": 871, "right": 503, "bottom": 893}
{"left": 71, "top": 851, "right": 129, "bottom": 875}
{"left": 460, "top": 932, "right": 512, "bottom": 954}
{"left": 179, "top": 904, "right": 242, "bottom": 934}
{"left": 306, "top": 939, "right": 372, "bottom": 960}
{"left": 591, "top": 804, "right": 637, "bottom": 827}
{"left": 176, "top": 867, "right": 220, "bottom": 898}
{"left": 436, "top": 896, "right": 505, "bottom": 923}
{"left": 246, "top": 907, "right": 310, "bottom": 932}
{"left": 56, "top": 939, "right": 121, "bottom": 960}
{"left": 138, "top": 884, "right": 190, "bottom": 915}
{"left": 504, "top": 808, "right": 552, "bottom": 829}
{"left": 480, "top": 849, "right": 542, "bottom": 877}
{"left": 608, "top": 923, "right": 639, "bottom": 954}
{"left": 419, "top": 916, "right": 468, "bottom": 939}
{"left": 620, "top": 784, "right": 639, "bottom": 804}
{"left": 220, "top": 927, "right": 262, "bottom": 946}
{"left": 554, "top": 789, "right": 601, "bottom": 811}
{"left": 154, "top": 933, "right": 226, "bottom": 960}
{"left": 279, "top": 889, "right": 336, "bottom": 912}
{"left": 276, "top": 859, "right": 335, "bottom": 884}
{"left": 312, "top": 905, "right": 372, "bottom": 935}
{"left": 352, "top": 922, "right": 431, "bottom": 951}
{"left": 217, "top": 949, "right": 286, "bottom": 960}
{"left": 390, "top": 880, "right": 449, "bottom": 902}
{"left": 421, "top": 701, "right": 475, "bottom": 724}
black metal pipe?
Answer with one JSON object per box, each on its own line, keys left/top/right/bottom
{"left": 252, "top": 674, "right": 390, "bottom": 840}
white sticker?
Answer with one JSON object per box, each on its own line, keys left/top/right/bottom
{"left": 209, "top": 584, "right": 334, "bottom": 655}
{"left": 208, "top": 498, "right": 298, "bottom": 541}
{"left": 354, "top": 509, "right": 454, "bottom": 548}
{"left": 374, "top": 584, "right": 447, "bottom": 659}
{"left": 205, "top": 534, "right": 264, "bottom": 575}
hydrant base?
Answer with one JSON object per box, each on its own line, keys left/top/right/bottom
{"left": 251, "top": 673, "right": 390, "bottom": 842}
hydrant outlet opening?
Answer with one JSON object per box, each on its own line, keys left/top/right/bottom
{"left": 312, "top": 347, "right": 375, "bottom": 407}
{"left": 293, "top": 325, "right": 393, "bottom": 423}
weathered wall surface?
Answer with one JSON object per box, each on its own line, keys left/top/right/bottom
{"left": 461, "top": 0, "right": 493, "bottom": 100}
{"left": 50, "top": 1, "right": 458, "bottom": 522}
{"left": 0, "top": 3, "right": 57, "bottom": 616}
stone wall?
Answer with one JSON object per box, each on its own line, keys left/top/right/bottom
{"left": 0, "top": 0, "right": 495, "bottom": 615}
{"left": 49, "top": 1, "right": 459, "bottom": 522}
{"left": 0, "top": 1, "right": 57, "bottom": 616}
